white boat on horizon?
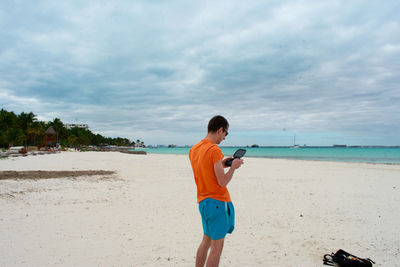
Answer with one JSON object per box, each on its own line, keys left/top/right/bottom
{"left": 291, "top": 133, "right": 301, "bottom": 149}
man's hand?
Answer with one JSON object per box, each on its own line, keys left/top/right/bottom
{"left": 231, "top": 158, "right": 244, "bottom": 169}
{"left": 222, "top": 157, "right": 232, "bottom": 168}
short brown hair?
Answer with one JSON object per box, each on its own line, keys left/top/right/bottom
{"left": 208, "top": 115, "right": 229, "bottom": 133}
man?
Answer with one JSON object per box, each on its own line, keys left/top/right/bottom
{"left": 189, "top": 115, "right": 244, "bottom": 267}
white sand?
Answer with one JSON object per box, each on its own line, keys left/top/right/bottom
{"left": 1, "top": 151, "right": 399, "bottom": 266}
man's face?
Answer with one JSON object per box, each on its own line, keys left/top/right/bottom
{"left": 216, "top": 126, "right": 228, "bottom": 144}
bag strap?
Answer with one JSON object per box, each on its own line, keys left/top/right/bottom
{"left": 323, "top": 254, "right": 336, "bottom": 266}
{"left": 366, "top": 258, "right": 375, "bottom": 264}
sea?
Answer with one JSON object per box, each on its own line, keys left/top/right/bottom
{"left": 133, "top": 146, "right": 400, "bottom": 164}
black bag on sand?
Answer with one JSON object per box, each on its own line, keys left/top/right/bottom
{"left": 323, "top": 249, "right": 375, "bottom": 267}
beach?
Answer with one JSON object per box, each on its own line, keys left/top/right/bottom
{"left": 1, "top": 152, "right": 399, "bottom": 266}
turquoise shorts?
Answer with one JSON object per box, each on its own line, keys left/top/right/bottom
{"left": 198, "top": 198, "right": 235, "bottom": 240}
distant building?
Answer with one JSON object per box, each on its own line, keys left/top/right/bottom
{"left": 65, "top": 123, "right": 89, "bottom": 130}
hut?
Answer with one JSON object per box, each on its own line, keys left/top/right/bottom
{"left": 44, "top": 126, "right": 56, "bottom": 148}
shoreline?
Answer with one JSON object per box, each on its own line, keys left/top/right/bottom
{"left": 134, "top": 146, "right": 400, "bottom": 165}
{"left": 136, "top": 151, "right": 400, "bottom": 166}
{"left": 3, "top": 150, "right": 400, "bottom": 166}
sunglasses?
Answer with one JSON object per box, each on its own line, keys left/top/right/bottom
{"left": 223, "top": 128, "right": 229, "bottom": 136}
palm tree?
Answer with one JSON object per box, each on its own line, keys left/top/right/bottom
{"left": 50, "top": 118, "right": 65, "bottom": 144}
{"left": 0, "top": 109, "right": 18, "bottom": 132}
{"left": 18, "top": 112, "right": 37, "bottom": 132}
{"left": 28, "top": 121, "right": 46, "bottom": 146}
{"left": 7, "top": 128, "right": 24, "bottom": 146}
{"left": 18, "top": 112, "right": 37, "bottom": 146}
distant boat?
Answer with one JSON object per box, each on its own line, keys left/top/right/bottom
{"left": 292, "top": 133, "right": 300, "bottom": 149}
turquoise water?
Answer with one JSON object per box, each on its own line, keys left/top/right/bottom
{"left": 133, "top": 147, "right": 400, "bottom": 164}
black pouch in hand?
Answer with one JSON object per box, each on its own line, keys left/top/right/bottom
{"left": 225, "top": 149, "right": 246, "bottom": 167}
{"left": 323, "top": 249, "right": 375, "bottom": 267}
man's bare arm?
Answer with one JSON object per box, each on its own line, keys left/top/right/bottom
{"left": 214, "top": 158, "right": 243, "bottom": 187}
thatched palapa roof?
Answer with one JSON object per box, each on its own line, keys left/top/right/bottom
{"left": 45, "top": 126, "right": 56, "bottom": 135}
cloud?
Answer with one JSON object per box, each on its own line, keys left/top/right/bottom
{"left": 0, "top": 0, "right": 399, "bottom": 145}
{"left": 0, "top": 88, "right": 40, "bottom": 106}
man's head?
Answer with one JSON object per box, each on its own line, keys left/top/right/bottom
{"left": 207, "top": 115, "right": 229, "bottom": 144}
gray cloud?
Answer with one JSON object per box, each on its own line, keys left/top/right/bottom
{"left": 1, "top": 0, "right": 399, "bottom": 145}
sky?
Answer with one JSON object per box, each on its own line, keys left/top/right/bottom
{"left": 1, "top": 0, "right": 399, "bottom": 146}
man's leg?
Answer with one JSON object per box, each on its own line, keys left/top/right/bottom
{"left": 196, "top": 235, "right": 211, "bottom": 267}
{"left": 206, "top": 238, "right": 224, "bottom": 267}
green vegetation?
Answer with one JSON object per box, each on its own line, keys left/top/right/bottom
{"left": 0, "top": 109, "right": 140, "bottom": 148}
